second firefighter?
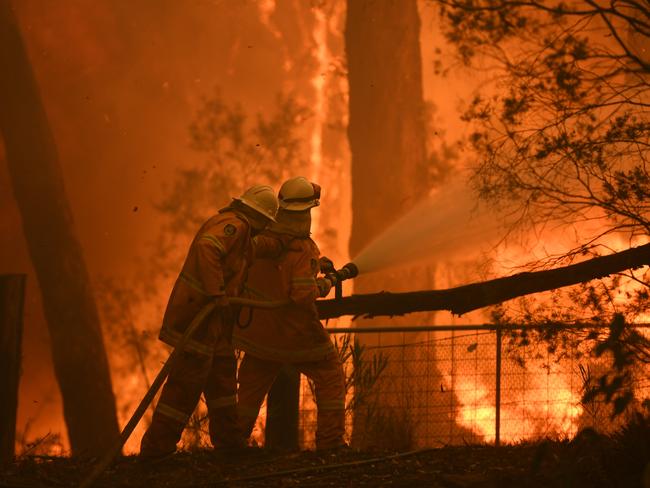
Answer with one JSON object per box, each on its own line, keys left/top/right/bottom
{"left": 234, "top": 177, "right": 346, "bottom": 450}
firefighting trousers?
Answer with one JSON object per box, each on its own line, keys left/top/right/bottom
{"left": 237, "top": 352, "right": 345, "bottom": 449}
{"left": 140, "top": 352, "right": 243, "bottom": 456}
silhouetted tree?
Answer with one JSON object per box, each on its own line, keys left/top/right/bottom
{"left": 0, "top": 0, "right": 119, "bottom": 456}
{"left": 436, "top": 0, "right": 649, "bottom": 249}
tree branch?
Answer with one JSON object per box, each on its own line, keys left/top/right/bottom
{"left": 317, "top": 243, "right": 650, "bottom": 319}
{"left": 588, "top": 0, "right": 650, "bottom": 72}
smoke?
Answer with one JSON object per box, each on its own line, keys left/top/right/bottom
{"left": 352, "top": 177, "right": 503, "bottom": 274}
{"left": 5, "top": 0, "right": 312, "bottom": 455}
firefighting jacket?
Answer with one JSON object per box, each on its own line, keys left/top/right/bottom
{"left": 232, "top": 231, "right": 336, "bottom": 362}
{"left": 159, "top": 209, "right": 279, "bottom": 358}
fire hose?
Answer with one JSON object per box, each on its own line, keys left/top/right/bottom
{"left": 80, "top": 296, "right": 291, "bottom": 488}
{"left": 80, "top": 262, "right": 359, "bottom": 488}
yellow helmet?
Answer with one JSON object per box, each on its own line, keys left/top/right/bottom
{"left": 278, "top": 176, "right": 321, "bottom": 211}
{"left": 233, "top": 185, "right": 279, "bottom": 222}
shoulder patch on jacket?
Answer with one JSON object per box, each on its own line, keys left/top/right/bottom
{"left": 224, "top": 223, "right": 237, "bottom": 236}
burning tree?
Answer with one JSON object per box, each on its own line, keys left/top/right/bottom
{"left": 432, "top": 0, "right": 650, "bottom": 417}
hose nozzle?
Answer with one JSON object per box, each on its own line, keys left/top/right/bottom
{"left": 324, "top": 262, "right": 359, "bottom": 299}
{"left": 325, "top": 262, "right": 358, "bottom": 286}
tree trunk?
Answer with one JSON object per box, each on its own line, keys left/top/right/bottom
{"left": 346, "top": 0, "right": 429, "bottom": 251}
{"left": 0, "top": 1, "right": 119, "bottom": 456}
{"left": 345, "top": 0, "right": 447, "bottom": 448}
{"left": 0, "top": 274, "right": 25, "bottom": 464}
{"left": 317, "top": 243, "right": 650, "bottom": 319}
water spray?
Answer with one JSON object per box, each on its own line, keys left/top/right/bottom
{"left": 351, "top": 177, "right": 503, "bottom": 275}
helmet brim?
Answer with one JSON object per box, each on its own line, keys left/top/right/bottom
{"left": 279, "top": 200, "right": 320, "bottom": 211}
{"left": 233, "top": 197, "right": 278, "bottom": 222}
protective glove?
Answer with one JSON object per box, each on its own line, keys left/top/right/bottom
{"left": 319, "top": 256, "right": 335, "bottom": 273}
{"left": 316, "top": 277, "right": 333, "bottom": 298}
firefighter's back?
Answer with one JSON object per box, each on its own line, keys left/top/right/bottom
{"left": 234, "top": 232, "right": 334, "bottom": 362}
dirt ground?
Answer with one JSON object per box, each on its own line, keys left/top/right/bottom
{"left": 2, "top": 430, "right": 649, "bottom": 488}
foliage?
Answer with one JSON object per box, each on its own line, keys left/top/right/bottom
{"left": 581, "top": 314, "right": 650, "bottom": 417}
{"left": 156, "top": 90, "right": 310, "bottom": 237}
{"left": 328, "top": 334, "right": 422, "bottom": 449}
{"left": 303, "top": 334, "right": 389, "bottom": 446}
{"left": 436, "top": 0, "right": 650, "bottom": 245}
{"left": 355, "top": 399, "right": 419, "bottom": 451}
{"left": 15, "top": 428, "right": 64, "bottom": 458}
{"left": 493, "top": 292, "right": 650, "bottom": 423}
{"left": 180, "top": 405, "right": 211, "bottom": 451}
{"left": 330, "top": 333, "right": 389, "bottom": 414}
{"left": 95, "top": 277, "right": 162, "bottom": 415}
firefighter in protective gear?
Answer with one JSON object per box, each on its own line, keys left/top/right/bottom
{"left": 234, "top": 177, "right": 346, "bottom": 450}
{"left": 140, "top": 185, "right": 279, "bottom": 458}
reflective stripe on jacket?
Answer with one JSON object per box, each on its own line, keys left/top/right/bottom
{"left": 233, "top": 231, "right": 336, "bottom": 362}
{"left": 159, "top": 210, "right": 253, "bottom": 357}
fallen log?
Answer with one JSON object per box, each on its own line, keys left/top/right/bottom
{"left": 316, "top": 243, "right": 650, "bottom": 319}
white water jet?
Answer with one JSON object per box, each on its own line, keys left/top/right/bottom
{"left": 352, "top": 177, "right": 503, "bottom": 274}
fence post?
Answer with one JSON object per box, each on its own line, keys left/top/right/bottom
{"left": 0, "top": 274, "right": 26, "bottom": 464}
{"left": 495, "top": 324, "right": 502, "bottom": 447}
{"left": 266, "top": 366, "right": 300, "bottom": 450}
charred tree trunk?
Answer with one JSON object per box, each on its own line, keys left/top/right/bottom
{"left": 317, "top": 243, "right": 650, "bottom": 319}
{"left": 0, "top": 274, "right": 25, "bottom": 464}
{"left": 346, "top": 0, "right": 429, "bottom": 251}
{"left": 0, "top": 1, "right": 119, "bottom": 456}
{"left": 345, "top": 0, "right": 446, "bottom": 448}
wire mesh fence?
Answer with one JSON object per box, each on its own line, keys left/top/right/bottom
{"left": 293, "top": 324, "right": 650, "bottom": 450}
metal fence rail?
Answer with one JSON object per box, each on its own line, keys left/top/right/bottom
{"left": 293, "top": 323, "right": 650, "bottom": 449}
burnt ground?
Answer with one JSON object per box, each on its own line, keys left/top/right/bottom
{"left": 2, "top": 428, "right": 650, "bottom": 488}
